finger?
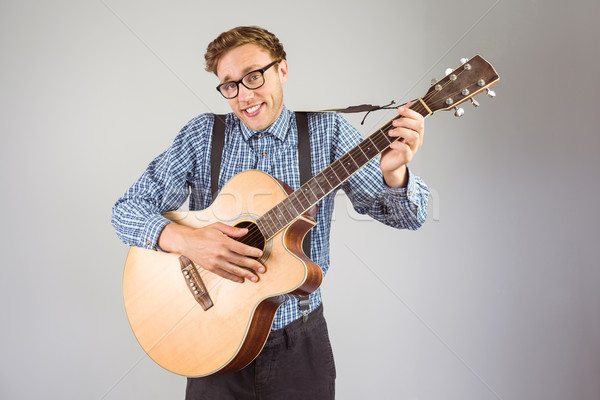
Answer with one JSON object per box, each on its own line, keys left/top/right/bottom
{"left": 214, "top": 222, "right": 249, "bottom": 238}
{"left": 388, "top": 140, "right": 413, "bottom": 154}
{"left": 204, "top": 256, "right": 261, "bottom": 283}
{"left": 397, "top": 102, "right": 424, "bottom": 121}
{"left": 212, "top": 222, "right": 263, "bottom": 258}
{"left": 226, "top": 250, "right": 266, "bottom": 274}
{"left": 392, "top": 115, "right": 423, "bottom": 134}
{"left": 220, "top": 260, "right": 261, "bottom": 283}
{"left": 388, "top": 128, "right": 420, "bottom": 150}
{"left": 204, "top": 263, "right": 246, "bottom": 283}
{"left": 226, "top": 236, "right": 263, "bottom": 258}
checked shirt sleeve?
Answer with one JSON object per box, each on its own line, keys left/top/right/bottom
{"left": 111, "top": 116, "right": 209, "bottom": 249}
{"left": 334, "top": 114, "right": 429, "bottom": 230}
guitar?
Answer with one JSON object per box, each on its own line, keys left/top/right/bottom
{"left": 122, "top": 55, "right": 499, "bottom": 377}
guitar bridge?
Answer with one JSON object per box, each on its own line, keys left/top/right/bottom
{"left": 179, "top": 256, "right": 214, "bottom": 311}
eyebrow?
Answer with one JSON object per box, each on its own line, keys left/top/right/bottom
{"left": 220, "top": 64, "right": 263, "bottom": 83}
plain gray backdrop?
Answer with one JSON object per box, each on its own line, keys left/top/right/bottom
{"left": 1, "top": 0, "right": 599, "bottom": 399}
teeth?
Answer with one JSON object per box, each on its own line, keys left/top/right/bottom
{"left": 245, "top": 104, "right": 261, "bottom": 113}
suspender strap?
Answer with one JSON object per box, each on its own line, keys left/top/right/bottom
{"left": 295, "top": 112, "right": 312, "bottom": 321}
{"left": 295, "top": 112, "right": 311, "bottom": 258}
{"left": 210, "top": 114, "right": 226, "bottom": 200}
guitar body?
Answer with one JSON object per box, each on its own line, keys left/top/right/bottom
{"left": 123, "top": 170, "right": 323, "bottom": 377}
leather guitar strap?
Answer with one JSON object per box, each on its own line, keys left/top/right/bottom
{"left": 211, "top": 112, "right": 313, "bottom": 321}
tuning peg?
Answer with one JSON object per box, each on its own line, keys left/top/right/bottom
{"left": 430, "top": 78, "right": 437, "bottom": 85}
{"left": 444, "top": 68, "right": 453, "bottom": 75}
{"left": 470, "top": 98, "right": 480, "bottom": 107}
{"left": 454, "top": 107, "right": 465, "bottom": 117}
{"left": 486, "top": 89, "right": 496, "bottom": 98}
{"left": 460, "top": 57, "right": 469, "bottom": 65}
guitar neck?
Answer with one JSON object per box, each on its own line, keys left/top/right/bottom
{"left": 255, "top": 101, "right": 431, "bottom": 240}
{"left": 255, "top": 54, "right": 500, "bottom": 240}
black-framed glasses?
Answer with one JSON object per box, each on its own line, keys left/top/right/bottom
{"left": 216, "top": 60, "right": 280, "bottom": 99}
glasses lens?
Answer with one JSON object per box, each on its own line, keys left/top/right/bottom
{"left": 218, "top": 82, "right": 238, "bottom": 99}
{"left": 242, "top": 71, "right": 265, "bottom": 89}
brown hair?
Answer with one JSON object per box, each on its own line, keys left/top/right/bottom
{"left": 204, "top": 26, "right": 287, "bottom": 75}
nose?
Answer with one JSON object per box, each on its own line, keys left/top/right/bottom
{"left": 237, "top": 84, "right": 254, "bottom": 102}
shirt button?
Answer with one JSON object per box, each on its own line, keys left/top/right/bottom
{"left": 408, "top": 190, "right": 412, "bottom": 196}
{"left": 146, "top": 240, "right": 150, "bottom": 245}
{"left": 262, "top": 152, "right": 267, "bottom": 157}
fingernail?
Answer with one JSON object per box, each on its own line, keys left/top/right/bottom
{"left": 258, "top": 266, "right": 265, "bottom": 273}
{"left": 399, "top": 107, "right": 405, "bottom": 112}
{"left": 251, "top": 276, "right": 258, "bottom": 282}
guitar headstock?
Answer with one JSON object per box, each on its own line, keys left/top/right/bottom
{"left": 423, "top": 55, "right": 499, "bottom": 116}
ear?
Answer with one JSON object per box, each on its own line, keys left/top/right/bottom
{"left": 278, "top": 59, "right": 289, "bottom": 84}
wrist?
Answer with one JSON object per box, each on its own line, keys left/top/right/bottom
{"left": 383, "top": 164, "right": 408, "bottom": 188}
{"left": 158, "top": 222, "right": 189, "bottom": 254}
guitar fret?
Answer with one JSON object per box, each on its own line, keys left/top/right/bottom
{"left": 281, "top": 199, "right": 295, "bottom": 222}
{"left": 311, "top": 174, "right": 326, "bottom": 195}
{"left": 299, "top": 184, "right": 313, "bottom": 205}
{"left": 306, "top": 182, "right": 319, "bottom": 205}
{"left": 352, "top": 144, "right": 370, "bottom": 165}
{"left": 274, "top": 203, "right": 290, "bottom": 227}
{"left": 255, "top": 218, "right": 268, "bottom": 238}
{"left": 264, "top": 210, "right": 278, "bottom": 236}
{"left": 318, "top": 171, "right": 334, "bottom": 191}
{"left": 319, "top": 172, "right": 332, "bottom": 188}
{"left": 346, "top": 150, "right": 363, "bottom": 170}
{"left": 330, "top": 159, "right": 344, "bottom": 178}
{"left": 329, "top": 168, "right": 342, "bottom": 185}
{"left": 315, "top": 173, "right": 331, "bottom": 194}
{"left": 336, "top": 159, "right": 349, "bottom": 180}
{"left": 288, "top": 193, "right": 303, "bottom": 215}
{"left": 378, "top": 128, "right": 394, "bottom": 146}
{"left": 257, "top": 215, "right": 274, "bottom": 238}
{"left": 337, "top": 155, "right": 353, "bottom": 176}
{"left": 364, "top": 136, "right": 380, "bottom": 158}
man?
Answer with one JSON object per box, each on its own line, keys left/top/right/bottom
{"left": 112, "top": 26, "right": 429, "bottom": 399}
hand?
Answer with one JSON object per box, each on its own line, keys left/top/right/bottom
{"left": 158, "top": 222, "right": 265, "bottom": 283}
{"left": 380, "top": 102, "right": 425, "bottom": 187}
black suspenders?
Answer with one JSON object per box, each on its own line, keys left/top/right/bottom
{"left": 210, "top": 113, "right": 313, "bottom": 319}
{"left": 210, "top": 114, "right": 226, "bottom": 199}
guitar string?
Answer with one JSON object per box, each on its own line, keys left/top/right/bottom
{"left": 232, "top": 65, "right": 470, "bottom": 250}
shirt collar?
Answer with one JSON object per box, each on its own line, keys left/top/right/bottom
{"left": 239, "top": 105, "right": 292, "bottom": 142}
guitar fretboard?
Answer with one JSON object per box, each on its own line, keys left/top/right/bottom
{"left": 255, "top": 101, "right": 430, "bottom": 240}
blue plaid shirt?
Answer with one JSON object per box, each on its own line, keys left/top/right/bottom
{"left": 112, "top": 106, "right": 429, "bottom": 329}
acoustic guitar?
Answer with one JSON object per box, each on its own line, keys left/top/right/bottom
{"left": 122, "top": 55, "right": 499, "bottom": 377}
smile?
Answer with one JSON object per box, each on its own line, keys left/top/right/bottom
{"left": 244, "top": 103, "right": 263, "bottom": 116}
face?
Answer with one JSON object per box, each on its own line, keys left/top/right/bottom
{"left": 216, "top": 43, "right": 288, "bottom": 131}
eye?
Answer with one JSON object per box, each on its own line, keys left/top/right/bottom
{"left": 221, "top": 82, "right": 237, "bottom": 91}
{"left": 247, "top": 72, "right": 262, "bottom": 82}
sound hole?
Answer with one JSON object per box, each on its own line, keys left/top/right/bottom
{"left": 234, "top": 221, "right": 265, "bottom": 259}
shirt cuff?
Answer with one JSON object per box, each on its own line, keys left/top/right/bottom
{"left": 383, "top": 167, "right": 421, "bottom": 218}
{"left": 140, "top": 214, "right": 172, "bottom": 250}
{"left": 384, "top": 167, "right": 419, "bottom": 200}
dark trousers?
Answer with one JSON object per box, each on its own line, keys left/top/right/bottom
{"left": 185, "top": 304, "right": 336, "bottom": 399}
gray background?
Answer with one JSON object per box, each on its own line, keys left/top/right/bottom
{"left": 1, "top": 0, "right": 599, "bottom": 399}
